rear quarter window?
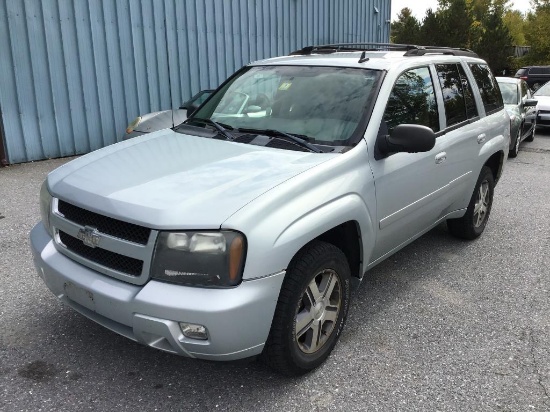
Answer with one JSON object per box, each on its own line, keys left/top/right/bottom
{"left": 468, "top": 64, "right": 504, "bottom": 115}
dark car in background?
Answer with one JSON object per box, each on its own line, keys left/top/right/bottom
{"left": 123, "top": 90, "right": 214, "bottom": 140}
{"left": 514, "top": 66, "right": 550, "bottom": 91}
{"left": 496, "top": 77, "right": 537, "bottom": 157}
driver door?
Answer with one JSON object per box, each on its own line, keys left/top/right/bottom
{"left": 369, "top": 66, "right": 448, "bottom": 261}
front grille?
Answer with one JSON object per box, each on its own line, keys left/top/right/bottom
{"left": 58, "top": 200, "right": 150, "bottom": 245}
{"left": 59, "top": 231, "right": 143, "bottom": 276}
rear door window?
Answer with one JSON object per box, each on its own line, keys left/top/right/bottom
{"left": 457, "top": 64, "right": 478, "bottom": 119}
{"left": 468, "top": 64, "right": 504, "bottom": 115}
{"left": 435, "top": 64, "right": 468, "bottom": 127}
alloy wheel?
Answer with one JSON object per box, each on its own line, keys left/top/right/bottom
{"left": 294, "top": 269, "right": 341, "bottom": 354}
{"left": 473, "top": 180, "right": 490, "bottom": 228}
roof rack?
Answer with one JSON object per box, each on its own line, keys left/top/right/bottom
{"left": 289, "top": 43, "right": 479, "bottom": 59}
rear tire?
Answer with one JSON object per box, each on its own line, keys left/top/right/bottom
{"left": 262, "top": 241, "right": 351, "bottom": 376}
{"left": 447, "top": 166, "right": 494, "bottom": 240}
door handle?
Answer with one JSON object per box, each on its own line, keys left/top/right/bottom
{"left": 477, "top": 133, "right": 486, "bottom": 144}
{"left": 435, "top": 152, "right": 447, "bottom": 164}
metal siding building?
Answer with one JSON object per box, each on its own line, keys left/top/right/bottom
{"left": 0, "top": 0, "right": 390, "bottom": 165}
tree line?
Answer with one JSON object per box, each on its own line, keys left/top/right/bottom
{"left": 391, "top": 0, "right": 550, "bottom": 75}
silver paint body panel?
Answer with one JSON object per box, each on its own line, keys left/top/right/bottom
{"left": 31, "top": 51, "right": 509, "bottom": 360}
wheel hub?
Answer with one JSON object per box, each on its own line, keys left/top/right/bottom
{"left": 313, "top": 300, "right": 326, "bottom": 321}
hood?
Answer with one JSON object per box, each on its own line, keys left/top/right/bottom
{"left": 47, "top": 129, "right": 336, "bottom": 229}
{"left": 134, "top": 109, "right": 188, "bottom": 133}
{"left": 535, "top": 95, "right": 550, "bottom": 110}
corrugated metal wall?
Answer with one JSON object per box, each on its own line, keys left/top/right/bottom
{"left": 0, "top": 0, "right": 390, "bottom": 164}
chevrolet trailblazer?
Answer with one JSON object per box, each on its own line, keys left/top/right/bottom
{"left": 31, "top": 44, "right": 509, "bottom": 375}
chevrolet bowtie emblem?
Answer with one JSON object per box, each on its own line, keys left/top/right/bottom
{"left": 77, "top": 226, "right": 101, "bottom": 248}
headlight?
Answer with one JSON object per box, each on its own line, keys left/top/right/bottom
{"left": 39, "top": 180, "right": 53, "bottom": 237}
{"left": 125, "top": 116, "right": 142, "bottom": 134}
{"left": 151, "top": 231, "right": 246, "bottom": 287}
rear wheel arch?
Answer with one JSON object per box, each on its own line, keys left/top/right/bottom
{"left": 484, "top": 151, "right": 504, "bottom": 184}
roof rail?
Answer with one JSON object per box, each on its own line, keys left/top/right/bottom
{"left": 289, "top": 43, "right": 479, "bottom": 58}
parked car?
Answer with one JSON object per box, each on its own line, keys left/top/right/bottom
{"left": 533, "top": 81, "right": 550, "bottom": 130}
{"left": 496, "top": 77, "right": 537, "bottom": 157}
{"left": 123, "top": 89, "right": 214, "bottom": 140}
{"left": 514, "top": 66, "right": 550, "bottom": 91}
{"left": 31, "top": 44, "right": 509, "bottom": 376}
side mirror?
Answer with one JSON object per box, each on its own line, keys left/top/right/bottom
{"left": 524, "top": 99, "right": 538, "bottom": 107}
{"left": 378, "top": 124, "right": 436, "bottom": 155}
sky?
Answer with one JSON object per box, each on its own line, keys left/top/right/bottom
{"left": 391, "top": 0, "right": 534, "bottom": 21}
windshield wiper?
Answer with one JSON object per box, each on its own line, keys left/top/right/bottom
{"left": 238, "top": 128, "right": 322, "bottom": 153}
{"left": 183, "top": 117, "right": 235, "bottom": 140}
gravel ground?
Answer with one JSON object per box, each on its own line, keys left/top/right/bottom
{"left": 1, "top": 132, "right": 549, "bottom": 411}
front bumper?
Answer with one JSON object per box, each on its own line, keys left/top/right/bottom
{"left": 30, "top": 223, "right": 285, "bottom": 360}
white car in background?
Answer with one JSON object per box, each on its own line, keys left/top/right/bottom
{"left": 533, "top": 81, "right": 550, "bottom": 131}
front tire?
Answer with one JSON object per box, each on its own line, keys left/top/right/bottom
{"left": 525, "top": 120, "right": 535, "bottom": 142}
{"left": 262, "top": 241, "right": 351, "bottom": 376}
{"left": 509, "top": 127, "right": 521, "bottom": 158}
{"left": 447, "top": 166, "right": 495, "bottom": 240}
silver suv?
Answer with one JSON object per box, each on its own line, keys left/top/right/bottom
{"left": 31, "top": 44, "right": 510, "bottom": 376}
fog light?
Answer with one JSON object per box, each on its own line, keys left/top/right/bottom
{"left": 179, "top": 322, "right": 208, "bottom": 340}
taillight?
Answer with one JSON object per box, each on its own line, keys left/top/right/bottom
{"left": 520, "top": 76, "right": 528, "bottom": 80}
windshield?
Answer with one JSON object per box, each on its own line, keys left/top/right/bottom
{"left": 498, "top": 82, "right": 519, "bottom": 105}
{"left": 190, "top": 66, "right": 381, "bottom": 147}
{"left": 534, "top": 82, "right": 550, "bottom": 96}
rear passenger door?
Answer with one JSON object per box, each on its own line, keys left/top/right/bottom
{"left": 432, "top": 62, "right": 483, "bottom": 212}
